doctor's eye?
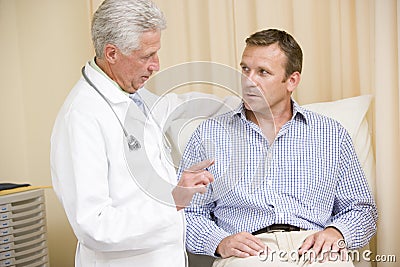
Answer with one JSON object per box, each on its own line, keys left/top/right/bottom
{"left": 142, "top": 52, "right": 157, "bottom": 61}
{"left": 141, "top": 55, "right": 151, "bottom": 61}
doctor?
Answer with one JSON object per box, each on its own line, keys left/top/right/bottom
{"left": 50, "top": 0, "right": 214, "bottom": 266}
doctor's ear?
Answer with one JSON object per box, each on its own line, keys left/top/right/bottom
{"left": 104, "top": 44, "right": 119, "bottom": 64}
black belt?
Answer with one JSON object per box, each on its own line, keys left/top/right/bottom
{"left": 252, "top": 224, "right": 300, "bottom": 235}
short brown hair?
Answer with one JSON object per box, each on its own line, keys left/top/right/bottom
{"left": 245, "top": 29, "right": 303, "bottom": 80}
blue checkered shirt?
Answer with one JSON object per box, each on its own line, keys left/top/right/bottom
{"left": 177, "top": 100, "right": 377, "bottom": 256}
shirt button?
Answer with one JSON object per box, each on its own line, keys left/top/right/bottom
{"left": 278, "top": 212, "right": 284, "bottom": 219}
{"left": 267, "top": 180, "right": 273, "bottom": 186}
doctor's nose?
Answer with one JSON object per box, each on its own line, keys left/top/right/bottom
{"left": 148, "top": 54, "right": 160, "bottom": 72}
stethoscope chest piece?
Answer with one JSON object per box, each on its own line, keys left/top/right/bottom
{"left": 127, "top": 134, "right": 141, "bottom": 151}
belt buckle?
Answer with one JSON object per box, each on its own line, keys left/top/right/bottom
{"left": 266, "top": 226, "right": 286, "bottom": 233}
{"left": 268, "top": 229, "right": 285, "bottom": 233}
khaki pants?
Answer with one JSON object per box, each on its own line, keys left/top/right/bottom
{"left": 212, "top": 231, "right": 354, "bottom": 267}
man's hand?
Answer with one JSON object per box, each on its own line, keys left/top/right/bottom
{"left": 298, "top": 227, "right": 345, "bottom": 262}
{"left": 173, "top": 159, "right": 214, "bottom": 211}
{"left": 216, "top": 232, "right": 266, "bottom": 258}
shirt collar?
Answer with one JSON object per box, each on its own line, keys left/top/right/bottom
{"left": 291, "top": 99, "right": 308, "bottom": 124}
{"left": 232, "top": 103, "right": 246, "bottom": 119}
{"left": 232, "top": 98, "right": 308, "bottom": 124}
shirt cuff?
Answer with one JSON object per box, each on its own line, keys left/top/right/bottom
{"left": 204, "top": 227, "right": 231, "bottom": 257}
{"left": 326, "top": 221, "right": 352, "bottom": 248}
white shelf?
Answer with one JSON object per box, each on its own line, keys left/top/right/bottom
{"left": 0, "top": 190, "right": 49, "bottom": 267}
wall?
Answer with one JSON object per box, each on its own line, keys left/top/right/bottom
{"left": 0, "top": 0, "right": 93, "bottom": 265}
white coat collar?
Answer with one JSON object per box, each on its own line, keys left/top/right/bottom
{"left": 83, "top": 62, "right": 159, "bottom": 109}
{"left": 83, "top": 62, "right": 130, "bottom": 105}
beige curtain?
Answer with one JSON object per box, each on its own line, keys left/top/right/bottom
{"left": 374, "top": 1, "right": 400, "bottom": 266}
{"left": 0, "top": 0, "right": 398, "bottom": 266}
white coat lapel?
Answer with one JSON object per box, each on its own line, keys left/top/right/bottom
{"left": 123, "top": 101, "right": 176, "bottom": 206}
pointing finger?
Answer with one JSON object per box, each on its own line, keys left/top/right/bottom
{"left": 185, "top": 159, "right": 215, "bottom": 173}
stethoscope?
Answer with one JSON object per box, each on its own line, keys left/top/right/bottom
{"left": 81, "top": 66, "right": 172, "bottom": 153}
{"left": 81, "top": 66, "right": 141, "bottom": 151}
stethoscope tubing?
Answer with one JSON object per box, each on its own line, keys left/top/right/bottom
{"left": 81, "top": 66, "right": 141, "bottom": 150}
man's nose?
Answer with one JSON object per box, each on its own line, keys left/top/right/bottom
{"left": 242, "top": 72, "right": 257, "bottom": 87}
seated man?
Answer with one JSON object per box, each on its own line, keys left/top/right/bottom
{"left": 177, "top": 29, "right": 377, "bottom": 266}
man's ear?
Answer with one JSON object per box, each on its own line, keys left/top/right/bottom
{"left": 104, "top": 44, "right": 119, "bottom": 64}
{"left": 287, "top": 71, "right": 301, "bottom": 93}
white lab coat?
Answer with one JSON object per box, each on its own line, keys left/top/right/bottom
{"left": 51, "top": 62, "right": 240, "bottom": 266}
{"left": 51, "top": 63, "right": 187, "bottom": 267}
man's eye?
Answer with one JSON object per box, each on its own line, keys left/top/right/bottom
{"left": 241, "top": 66, "right": 249, "bottom": 72}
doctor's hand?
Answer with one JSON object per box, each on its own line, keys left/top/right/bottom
{"left": 173, "top": 159, "right": 214, "bottom": 211}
